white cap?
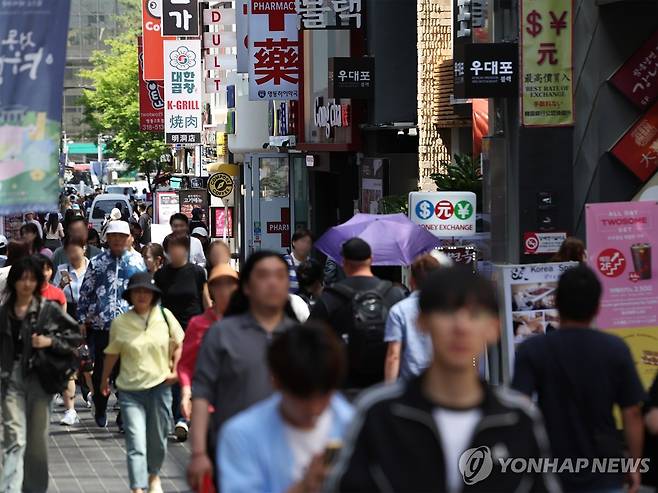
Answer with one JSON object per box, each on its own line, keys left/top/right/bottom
{"left": 105, "top": 220, "right": 130, "bottom": 236}
{"left": 110, "top": 208, "right": 122, "bottom": 220}
{"left": 191, "top": 227, "right": 208, "bottom": 237}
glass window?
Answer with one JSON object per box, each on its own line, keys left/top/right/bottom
{"left": 91, "top": 200, "right": 125, "bottom": 219}
{"left": 259, "top": 158, "right": 289, "bottom": 199}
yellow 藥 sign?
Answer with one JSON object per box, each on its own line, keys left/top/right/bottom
{"left": 520, "top": 0, "right": 574, "bottom": 127}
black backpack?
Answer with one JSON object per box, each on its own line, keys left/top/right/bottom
{"left": 328, "top": 280, "right": 393, "bottom": 388}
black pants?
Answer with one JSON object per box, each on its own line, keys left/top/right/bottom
{"left": 87, "top": 329, "right": 115, "bottom": 419}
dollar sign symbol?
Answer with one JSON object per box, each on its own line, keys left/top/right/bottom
{"left": 526, "top": 10, "right": 542, "bottom": 37}
{"left": 420, "top": 202, "right": 430, "bottom": 219}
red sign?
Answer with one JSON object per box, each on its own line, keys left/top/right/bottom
{"left": 142, "top": 0, "right": 175, "bottom": 80}
{"left": 266, "top": 207, "right": 291, "bottom": 247}
{"left": 137, "top": 36, "right": 165, "bottom": 132}
{"left": 610, "top": 30, "right": 658, "bottom": 109}
{"left": 523, "top": 231, "right": 568, "bottom": 255}
{"left": 435, "top": 200, "right": 454, "bottom": 220}
{"left": 611, "top": 101, "right": 658, "bottom": 181}
{"left": 211, "top": 207, "right": 234, "bottom": 238}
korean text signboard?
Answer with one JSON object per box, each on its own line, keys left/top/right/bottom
{"left": 409, "top": 192, "right": 476, "bottom": 238}
{"left": 162, "top": 0, "right": 200, "bottom": 37}
{"left": 142, "top": 0, "right": 174, "bottom": 81}
{"left": 610, "top": 30, "right": 658, "bottom": 110}
{"left": 296, "top": 0, "right": 362, "bottom": 29}
{"left": 520, "top": 0, "right": 574, "bottom": 127}
{"left": 330, "top": 57, "right": 374, "bottom": 99}
{"left": 179, "top": 189, "right": 208, "bottom": 219}
{"left": 611, "top": 101, "right": 658, "bottom": 182}
{"left": 0, "top": 0, "right": 70, "bottom": 215}
{"left": 164, "top": 39, "right": 202, "bottom": 144}
{"left": 464, "top": 43, "right": 518, "bottom": 99}
{"left": 248, "top": 0, "right": 300, "bottom": 101}
{"left": 156, "top": 191, "right": 179, "bottom": 224}
{"left": 586, "top": 201, "right": 658, "bottom": 388}
{"left": 138, "top": 36, "right": 165, "bottom": 132}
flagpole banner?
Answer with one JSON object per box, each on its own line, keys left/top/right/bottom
{"left": 0, "top": 0, "right": 70, "bottom": 214}
{"left": 520, "top": 0, "right": 574, "bottom": 127}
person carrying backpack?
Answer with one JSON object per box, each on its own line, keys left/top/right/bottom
{"left": 310, "top": 238, "right": 406, "bottom": 392}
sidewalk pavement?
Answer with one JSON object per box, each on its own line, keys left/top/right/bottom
{"left": 48, "top": 395, "right": 191, "bottom": 493}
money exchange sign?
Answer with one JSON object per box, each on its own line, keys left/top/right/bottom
{"left": 408, "top": 192, "right": 476, "bottom": 238}
{"left": 520, "top": 0, "right": 574, "bottom": 127}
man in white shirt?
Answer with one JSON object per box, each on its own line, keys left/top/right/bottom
{"left": 169, "top": 213, "right": 206, "bottom": 266}
{"left": 23, "top": 211, "right": 43, "bottom": 238}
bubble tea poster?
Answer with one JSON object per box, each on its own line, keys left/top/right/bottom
{"left": 586, "top": 201, "right": 658, "bottom": 388}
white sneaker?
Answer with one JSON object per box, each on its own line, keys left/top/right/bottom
{"left": 60, "top": 409, "right": 80, "bottom": 426}
{"left": 54, "top": 394, "right": 64, "bottom": 406}
{"left": 174, "top": 421, "right": 189, "bottom": 442}
{"left": 85, "top": 392, "right": 93, "bottom": 408}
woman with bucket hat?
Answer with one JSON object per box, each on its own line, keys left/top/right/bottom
{"left": 99, "top": 272, "right": 184, "bottom": 493}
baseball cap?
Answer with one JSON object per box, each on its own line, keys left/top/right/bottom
{"left": 341, "top": 237, "right": 372, "bottom": 261}
{"left": 191, "top": 227, "right": 209, "bottom": 237}
{"left": 105, "top": 220, "right": 130, "bottom": 236}
{"left": 208, "top": 264, "right": 239, "bottom": 284}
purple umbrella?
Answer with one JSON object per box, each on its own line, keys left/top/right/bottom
{"left": 315, "top": 213, "right": 441, "bottom": 266}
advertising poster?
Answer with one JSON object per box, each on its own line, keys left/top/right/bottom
{"left": 0, "top": 0, "right": 70, "bottom": 215}
{"left": 156, "top": 191, "right": 179, "bottom": 224}
{"left": 179, "top": 189, "right": 208, "bottom": 220}
{"left": 142, "top": 0, "right": 174, "bottom": 81}
{"left": 248, "top": 0, "right": 299, "bottom": 101}
{"left": 211, "top": 206, "right": 234, "bottom": 239}
{"left": 609, "top": 29, "right": 658, "bottom": 109}
{"left": 586, "top": 201, "right": 658, "bottom": 388}
{"left": 610, "top": 101, "right": 658, "bottom": 182}
{"left": 163, "top": 39, "right": 203, "bottom": 144}
{"left": 520, "top": 0, "right": 574, "bottom": 127}
{"left": 138, "top": 36, "right": 165, "bottom": 132}
{"left": 409, "top": 191, "right": 477, "bottom": 237}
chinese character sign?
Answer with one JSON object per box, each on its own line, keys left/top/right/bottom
{"left": 296, "top": 0, "right": 362, "bottom": 29}
{"left": 610, "top": 30, "right": 658, "bottom": 110}
{"left": 520, "top": 0, "right": 574, "bottom": 127}
{"left": 138, "top": 36, "right": 165, "bottom": 133}
{"left": 163, "top": 39, "right": 202, "bottom": 144}
{"left": 249, "top": 0, "right": 300, "bottom": 101}
{"left": 162, "top": 0, "right": 200, "bottom": 36}
{"left": 0, "top": 0, "right": 70, "bottom": 215}
{"left": 611, "top": 101, "right": 658, "bottom": 182}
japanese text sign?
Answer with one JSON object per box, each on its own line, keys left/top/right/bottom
{"left": 248, "top": 0, "right": 300, "bottom": 101}
{"left": 0, "top": 0, "right": 70, "bottom": 215}
{"left": 164, "top": 39, "right": 202, "bottom": 144}
{"left": 142, "top": 0, "right": 174, "bottom": 81}
{"left": 586, "top": 201, "right": 658, "bottom": 330}
{"left": 520, "top": 0, "right": 574, "bottom": 127}
{"left": 296, "top": 0, "right": 362, "bottom": 29}
{"left": 138, "top": 37, "right": 165, "bottom": 133}
{"left": 409, "top": 192, "right": 476, "bottom": 238}
{"left": 162, "top": 0, "right": 199, "bottom": 37}
{"left": 179, "top": 189, "right": 208, "bottom": 219}
{"left": 330, "top": 57, "right": 374, "bottom": 99}
{"left": 611, "top": 101, "right": 658, "bottom": 182}
{"left": 464, "top": 43, "right": 518, "bottom": 99}
{"left": 610, "top": 30, "right": 658, "bottom": 110}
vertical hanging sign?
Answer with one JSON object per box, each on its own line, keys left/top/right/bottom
{"left": 520, "top": 0, "right": 574, "bottom": 127}
{"left": 248, "top": 0, "right": 300, "bottom": 101}
{"left": 164, "top": 39, "right": 203, "bottom": 144}
{"left": 142, "top": 0, "right": 174, "bottom": 81}
{"left": 162, "top": 0, "right": 200, "bottom": 37}
{"left": 138, "top": 36, "right": 165, "bottom": 132}
{"left": 236, "top": 0, "right": 249, "bottom": 73}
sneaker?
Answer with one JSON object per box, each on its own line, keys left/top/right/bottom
{"left": 54, "top": 394, "right": 64, "bottom": 407}
{"left": 60, "top": 409, "right": 80, "bottom": 426}
{"left": 95, "top": 414, "right": 107, "bottom": 428}
{"left": 85, "top": 392, "right": 93, "bottom": 409}
{"left": 174, "top": 421, "right": 189, "bottom": 442}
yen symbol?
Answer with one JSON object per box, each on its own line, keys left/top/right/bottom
{"left": 455, "top": 201, "right": 473, "bottom": 220}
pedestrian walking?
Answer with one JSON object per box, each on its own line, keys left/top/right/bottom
{"left": 189, "top": 207, "right": 209, "bottom": 233}
{"left": 178, "top": 264, "right": 239, "bottom": 422}
{"left": 169, "top": 213, "right": 206, "bottom": 266}
{"left": 138, "top": 204, "right": 153, "bottom": 244}
{"left": 283, "top": 229, "right": 313, "bottom": 293}
{"left": 51, "top": 216, "right": 102, "bottom": 268}
{"left": 22, "top": 211, "right": 43, "bottom": 238}
{"left": 130, "top": 222, "right": 144, "bottom": 252}
{"left": 551, "top": 236, "right": 587, "bottom": 263}
{"left": 100, "top": 272, "right": 184, "bottom": 493}
{"left": 154, "top": 232, "right": 210, "bottom": 441}
{"left": 295, "top": 260, "right": 324, "bottom": 308}
{"left": 78, "top": 220, "right": 147, "bottom": 428}
{"left": 0, "top": 241, "right": 31, "bottom": 297}
{"left": 205, "top": 240, "right": 231, "bottom": 277}
{"left": 191, "top": 227, "right": 210, "bottom": 253}
{"left": 326, "top": 267, "right": 559, "bottom": 492}
{"left": 188, "top": 251, "right": 295, "bottom": 491}
{"left": 384, "top": 253, "right": 441, "bottom": 382}
{"left": 513, "top": 264, "right": 645, "bottom": 492}
{"left": 142, "top": 243, "right": 165, "bottom": 274}
{"left": 43, "top": 212, "right": 64, "bottom": 252}
{"left": 310, "top": 238, "right": 406, "bottom": 390}
{"left": 0, "top": 257, "right": 82, "bottom": 493}
{"left": 20, "top": 223, "right": 52, "bottom": 258}
{"left": 33, "top": 255, "right": 67, "bottom": 310}
{"left": 218, "top": 324, "right": 353, "bottom": 493}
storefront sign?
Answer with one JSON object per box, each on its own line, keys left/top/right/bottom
{"left": 266, "top": 207, "right": 291, "bottom": 248}
{"left": 610, "top": 30, "right": 658, "bottom": 109}
{"left": 248, "top": 0, "right": 299, "bottom": 101}
{"left": 162, "top": 0, "right": 199, "bottom": 36}
{"left": 297, "top": 0, "right": 362, "bottom": 29}
{"left": 520, "top": 0, "right": 574, "bottom": 127}
{"left": 179, "top": 189, "right": 208, "bottom": 219}
{"left": 138, "top": 37, "right": 165, "bottom": 132}
{"left": 314, "top": 97, "right": 350, "bottom": 139}
{"left": 156, "top": 190, "right": 179, "bottom": 224}
{"left": 330, "top": 57, "right": 374, "bottom": 99}
{"left": 203, "top": 7, "right": 238, "bottom": 93}
{"left": 163, "top": 39, "right": 202, "bottom": 144}
{"left": 464, "top": 43, "right": 518, "bottom": 98}
{"left": 611, "top": 100, "right": 658, "bottom": 182}
{"left": 142, "top": 0, "right": 174, "bottom": 81}
{"left": 236, "top": 0, "right": 249, "bottom": 73}
{"left": 523, "top": 231, "right": 567, "bottom": 255}
{"left": 208, "top": 172, "right": 234, "bottom": 198}
{"left": 409, "top": 192, "right": 477, "bottom": 237}
{"left": 0, "top": 0, "right": 70, "bottom": 215}
{"left": 211, "top": 206, "right": 234, "bottom": 238}
{"left": 435, "top": 245, "right": 477, "bottom": 270}
{"left": 203, "top": 8, "right": 235, "bottom": 25}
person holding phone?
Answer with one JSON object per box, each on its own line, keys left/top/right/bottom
{"left": 218, "top": 324, "right": 353, "bottom": 493}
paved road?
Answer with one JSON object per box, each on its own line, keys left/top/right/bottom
{"left": 48, "top": 396, "right": 191, "bottom": 493}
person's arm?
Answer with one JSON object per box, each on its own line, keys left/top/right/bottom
{"left": 187, "top": 398, "right": 213, "bottom": 491}
{"left": 622, "top": 405, "right": 644, "bottom": 493}
{"left": 164, "top": 308, "right": 184, "bottom": 383}
{"left": 100, "top": 354, "right": 120, "bottom": 396}
{"left": 384, "top": 342, "right": 402, "bottom": 383}
{"left": 77, "top": 260, "right": 96, "bottom": 324}
{"left": 202, "top": 282, "right": 211, "bottom": 310}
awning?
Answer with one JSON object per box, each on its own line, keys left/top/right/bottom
{"left": 67, "top": 143, "right": 106, "bottom": 155}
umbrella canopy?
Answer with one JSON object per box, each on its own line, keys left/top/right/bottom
{"left": 315, "top": 213, "right": 441, "bottom": 266}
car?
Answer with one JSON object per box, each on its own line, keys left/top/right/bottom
{"left": 105, "top": 185, "right": 137, "bottom": 197}
{"left": 88, "top": 193, "right": 133, "bottom": 231}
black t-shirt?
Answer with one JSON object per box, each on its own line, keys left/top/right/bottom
{"left": 10, "top": 316, "right": 22, "bottom": 359}
{"left": 154, "top": 263, "right": 206, "bottom": 329}
{"left": 512, "top": 328, "right": 646, "bottom": 491}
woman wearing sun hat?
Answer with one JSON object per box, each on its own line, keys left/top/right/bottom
{"left": 100, "top": 272, "right": 185, "bottom": 493}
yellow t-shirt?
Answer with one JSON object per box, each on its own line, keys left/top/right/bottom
{"left": 105, "top": 306, "right": 185, "bottom": 391}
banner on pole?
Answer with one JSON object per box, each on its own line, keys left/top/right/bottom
{"left": 0, "top": 0, "right": 70, "bottom": 214}
{"left": 138, "top": 36, "right": 165, "bottom": 132}
{"left": 142, "top": 0, "right": 174, "bottom": 81}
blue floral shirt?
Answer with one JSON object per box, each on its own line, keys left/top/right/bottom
{"left": 77, "top": 249, "right": 146, "bottom": 331}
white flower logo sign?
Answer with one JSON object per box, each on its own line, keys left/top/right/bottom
{"left": 169, "top": 46, "right": 197, "bottom": 70}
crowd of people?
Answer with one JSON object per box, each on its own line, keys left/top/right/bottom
{"left": 0, "top": 200, "right": 657, "bottom": 493}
